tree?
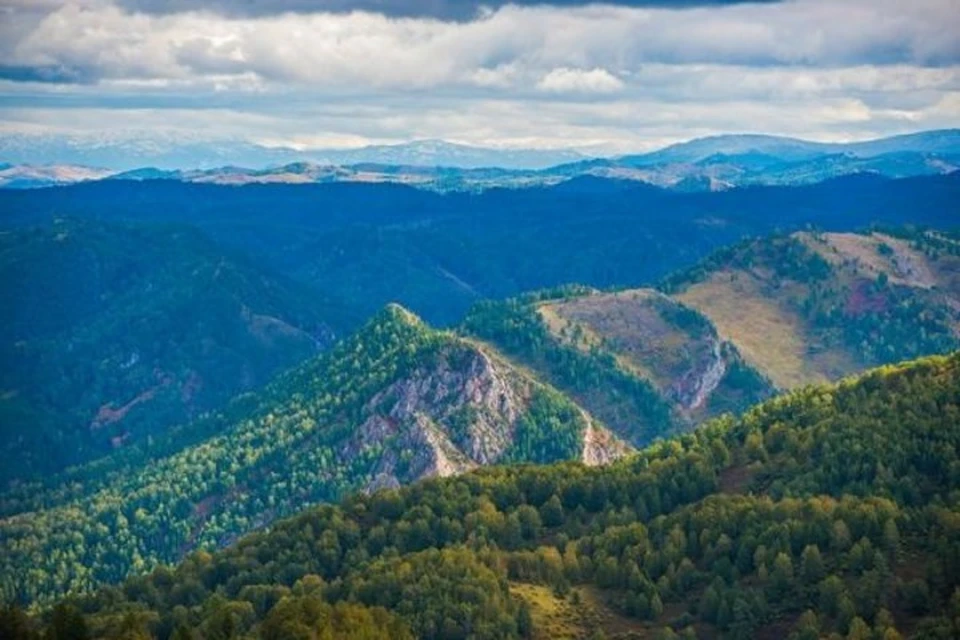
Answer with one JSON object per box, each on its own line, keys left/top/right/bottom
{"left": 699, "top": 585, "right": 721, "bottom": 623}
{"left": 831, "top": 521, "right": 852, "bottom": 552}
{"left": 771, "top": 552, "right": 795, "bottom": 598}
{"left": 846, "top": 617, "right": 871, "bottom": 640}
{"left": 790, "top": 610, "right": 819, "bottom": 640}
{"left": 46, "top": 604, "right": 89, "bottom": 640}
{"left": 650, "top": 593, "right": 664, "bottom": 620}
{"left": 800, "top": 545, "right": 824, "bottom": 585}
{"left": 882, "top": 519, "right": 900, "bottom": 558}
{"left": 540, "top": 495, "right": 564, "bottom": 528}
{"left": 819, "top": 575, "right": 846, "bottom": 617}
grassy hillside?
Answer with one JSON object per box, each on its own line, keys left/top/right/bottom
{"left": 537, "top": 289, "right": 773, "bottom": 420}
{"left": 0, "top": 305, "right": 627, "bottom": 606}
{"left": 473, "top": 229, "right": 959, "bottom": 438}
{"left": 463, "top": 287, "right": 773, "bottom": 447}
{"left": 0, "top": 219, "right": 354, "bottom": 484}
{"left": 7, "top": 351, "right": 958, "bottom": 639}
{"left": 462, "top": 289, "right": 681, "bottom": 448}
{"left": 664, "top": 228, "right": 960, "bottom": 388}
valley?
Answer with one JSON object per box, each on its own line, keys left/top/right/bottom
{"left": 0, "top": 173, "right": 958, "bottom": 640}
{"left": 0, "top": 220, "right": 352, "bottom": 482}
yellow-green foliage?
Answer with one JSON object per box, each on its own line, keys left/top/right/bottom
{"left": 5, "top": 351, "right": 958, "bottom": 640}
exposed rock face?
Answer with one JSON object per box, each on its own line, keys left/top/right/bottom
{"left": 343, "top": 341, "right": 629, "bottom": 491}
{"left": 670, "top": 338, "right": 728, "bottom": 412}
{"left": 581, "top": 419, "right": 631, "bottom": 466}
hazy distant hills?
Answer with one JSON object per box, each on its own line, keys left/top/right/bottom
{"left": 555, "top": 130, "right": 960, "bottom": 190}
{"left": 616, "top": 129, "right": 960, "bottom": 166}
{"left": 1, "top": 129, "right": 956, "bottom": 190}
{"left": 0, "top": 135, "right": 588, "bottom": 172}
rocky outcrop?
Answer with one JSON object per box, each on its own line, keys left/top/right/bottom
{"left": 670, "top": 338, "right": 728, "bottom": 412}
{"left": 341, "top": 338, "right": 629, "bottom": 491}
{"left": 581, "top": 419, "right": 631, "bottom": 466}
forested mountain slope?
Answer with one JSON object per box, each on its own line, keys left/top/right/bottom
{"left": 6, "top": 351, "right": 958, "bottom": 639}
{"left": 1, "top": 174, "right": 956, "bottom": 326}
{"left": 1, "top": 178, "right": 955, "bottom": 485}
{"left": 0, "top": 305, "right": 626, "bottom": 606}
{"left": 461, "top": 288, "right": 766, "bottom": 449}
{"left": 0, "top": 219, "right": 351, "bottom": 483}
{"left": 464, "top": 229, "right": 960, "bottom": 448}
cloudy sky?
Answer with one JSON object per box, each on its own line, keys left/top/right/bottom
{"left": 0, "top": 0, "right": 958, "bottom": 152}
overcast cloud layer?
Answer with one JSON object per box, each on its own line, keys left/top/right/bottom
{"left": 0, "top": 0, "right": 958, "bottom": 153}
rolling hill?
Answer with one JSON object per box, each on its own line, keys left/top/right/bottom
{"left": 665, "top": 228, "right": 960, "bottom": 388}
{"left": 6, "top": 350, "right": 958, "bottom": 640}
{"left": 0, "top": 304, "right": 627, "bottom": 606}
{"left": 465, "top": 229, "right": 960, "bottom": 446}
{"left": 0, "top": 219, "right": 353, "bottom": 484}
{"left": 7, "top": 227, "right": 955, "bottom": 613}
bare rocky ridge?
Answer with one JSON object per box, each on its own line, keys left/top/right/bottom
{"left": 581, "top": 418, "right": 632, "bottom": 466}
{"left": 672, "top": 338, "right": 727, "bottom": 412}
{"left": 342, "top": 334, "right": 630, "bottom": 492}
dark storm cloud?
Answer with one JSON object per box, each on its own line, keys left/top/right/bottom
{"left": 116, "top": 0, "right": 782, "bottom": 20}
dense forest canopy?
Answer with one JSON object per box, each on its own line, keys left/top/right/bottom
{"left": 3, "top": 350, "right": 958, "bottom": 639}
{"left": 0, "top": 219, "right": 351, "bottom": 482}
{"left": 0, "top": 304, "right": 623, "bottom": 607}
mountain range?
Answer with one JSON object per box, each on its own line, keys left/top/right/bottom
{"left": 0, "top": 135, "right": 589, "bottom": 173}
{"left": 1, "top": 129, "right": 957, "bottom": 190}
{"left": 1, "top": 159, "right": 960, "bottom": 640}
{"left": 0, "top": 174, "right": 957, "bottom": 482}
{"left": 2, "top": 173, "right": 957, "bottom": 328}
{"left": 2, "top": 225, "right": 958, "bottom": 613}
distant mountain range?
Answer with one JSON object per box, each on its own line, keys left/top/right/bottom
{"left": 0, "top": 135, "right": 589, "bottom": 172}
{"left": 1, "top": 129, "right": 957, "bottom": 191}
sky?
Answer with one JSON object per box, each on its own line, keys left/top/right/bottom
{"left": 0, "top": 0, "right": 958, "bottom": 153}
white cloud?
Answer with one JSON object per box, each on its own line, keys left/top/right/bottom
{"left": 6, "top": 0, "right": 960, "bottom": 88}
{"left": 536, "top": 67, "right": 624, "bottom": 93}
{"left": 0, "top": 0, "right": 957, "bottom": 150}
